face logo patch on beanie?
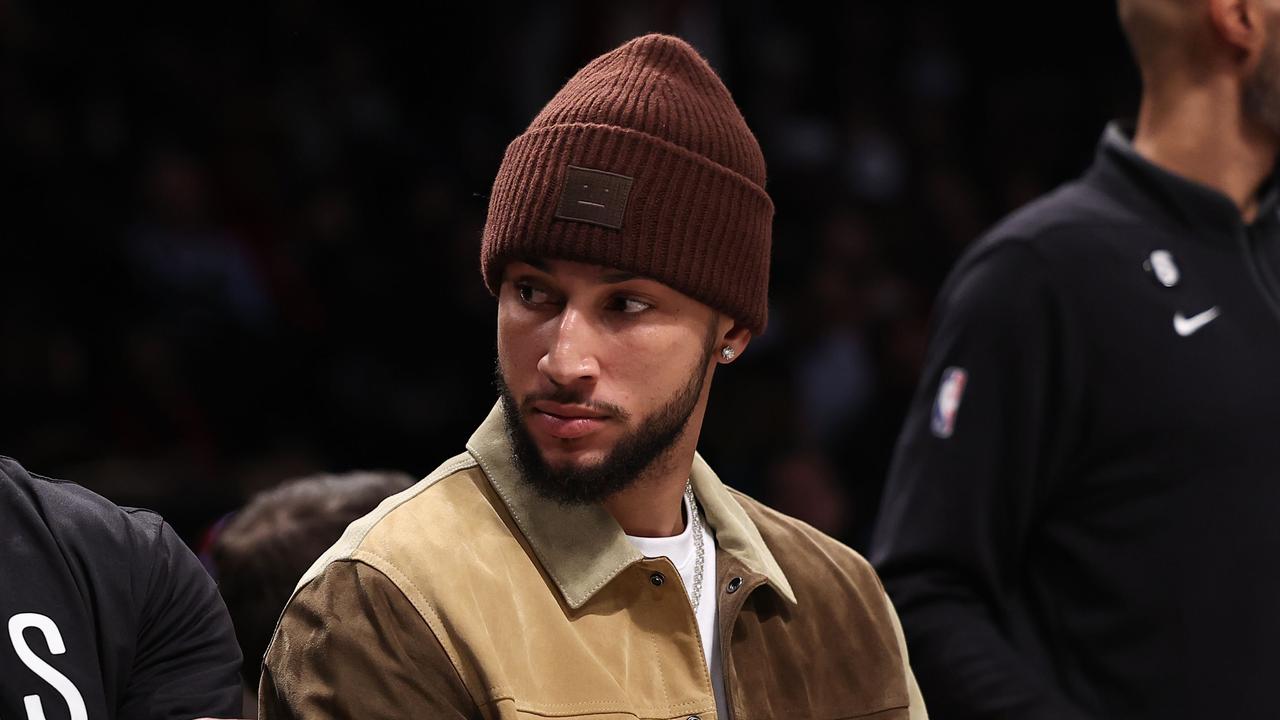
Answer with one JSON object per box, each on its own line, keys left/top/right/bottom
{"left": 554, "top": 166, "right": 634, "bottom": 230}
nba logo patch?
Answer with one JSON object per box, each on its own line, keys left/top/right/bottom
{"left": 931, "top": 367, "right": 967, "bottom": 439}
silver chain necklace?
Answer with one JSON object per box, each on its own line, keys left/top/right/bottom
{"left": 684, "top": 479, "right": 705, "bottom": 612}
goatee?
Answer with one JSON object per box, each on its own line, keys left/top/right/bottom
{"left": 494, "top": 337, "right": 715, "bottom": 506}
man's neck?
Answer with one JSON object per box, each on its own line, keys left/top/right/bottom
{"left": 603, "top": 445, "right": 697, "bottom": 538}
{"left": 1132, "top": 82, "right": 1279, "bottom": 222}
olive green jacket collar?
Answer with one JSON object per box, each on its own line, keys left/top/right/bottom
{"left": 465, "top": 402, "right": 797, "bottom": 610}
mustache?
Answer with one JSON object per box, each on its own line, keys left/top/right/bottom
{"left": 520, "top": 387, "right": 630, "bottom": 421}
{"left": 492, "top": 358, "right": 630, "bottom": 421}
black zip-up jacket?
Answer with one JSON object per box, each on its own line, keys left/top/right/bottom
{"left": 0, "top": 456, "right": 242, "bottom": 719}
{"left": 871, "top": 122, "right": 1280, "bottom": 719}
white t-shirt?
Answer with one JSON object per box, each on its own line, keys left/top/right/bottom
{"left": 624, "top": 493, "right": 726, "bottom": 714}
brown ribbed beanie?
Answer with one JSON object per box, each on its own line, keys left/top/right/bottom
{"left": 481, "top": 33, "right": 773, "bottom": 334}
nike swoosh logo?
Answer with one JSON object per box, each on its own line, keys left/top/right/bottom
{"left": 1173, "top": 307, "right": 1220, "bottom": 336}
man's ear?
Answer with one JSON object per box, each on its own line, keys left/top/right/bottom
{"left": 717, "top": 322, "right": 752, "bottom": 364}
{"left": 1208, "top": 0, "right": 1266, "bottom": 68}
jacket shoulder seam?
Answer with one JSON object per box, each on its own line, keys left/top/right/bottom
{"left": 262, "top": 452, "right": 479, "bottom": 670}
{"left": 307, "top": 452, "right": 477, "bottom": 572}
{"left": 346, "top": 549, "right": 511, "bottom": 704}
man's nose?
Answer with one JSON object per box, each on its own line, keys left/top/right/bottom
{"left": 537, "top": 306, "right": 600, "bottom": 387}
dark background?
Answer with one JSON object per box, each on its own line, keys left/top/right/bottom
{"left": 0, "top": 2, "right": 1136, "bottom": 550}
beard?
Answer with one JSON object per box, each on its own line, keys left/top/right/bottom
{"left": 1244, "top": 27, "right": 1280, "bottom": 137}
{"left": 494, "top": 328, "right": 718, "bottom": 506}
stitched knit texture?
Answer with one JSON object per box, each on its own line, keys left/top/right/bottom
{"left": 480, "top": 33, "right": 774, "bottom": 333}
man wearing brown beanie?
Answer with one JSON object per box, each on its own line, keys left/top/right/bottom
{"left": 258, "top": 34, "right": 926, "bottom": 719}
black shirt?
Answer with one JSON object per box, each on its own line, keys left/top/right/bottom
{"left": 871, "top": 123, "right": 1280, "bottom": 719}
{"left": 0, "top": 456, "right": 241, "bottom": 719}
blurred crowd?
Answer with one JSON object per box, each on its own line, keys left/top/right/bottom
{"left": 1, "top": 1, "right": 1135, "bottom": 550}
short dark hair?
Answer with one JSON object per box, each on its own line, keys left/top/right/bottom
{"left": 211, "top": 470, "right": 416, "bottom": 686}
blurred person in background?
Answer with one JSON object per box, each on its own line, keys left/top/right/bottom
{"left": 209, "top": 470, "right": 414, "bottom": 718}
{"left": 259, "top": 34, "right": 925, "bottom": 719}
{"left": 0, "top": 455, "right": 242, "bottom": 719}
{"left": 873, "top": 0, "right": 1280, "bottom": 717}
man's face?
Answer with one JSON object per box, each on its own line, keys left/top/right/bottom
{"left": 495, "top": 259, "right": 722, "bottom": 505}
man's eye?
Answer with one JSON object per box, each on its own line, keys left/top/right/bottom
{"left": 517, "top": 283, "right": 552, "bottom": 304}
{"left": 612, "top": 296, "right": 652, "bottom": 314}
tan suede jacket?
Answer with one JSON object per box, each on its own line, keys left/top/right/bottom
{"left": 260, "top": 404, "right": 927, "bottom": 719}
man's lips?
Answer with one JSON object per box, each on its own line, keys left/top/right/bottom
{"left": 532, "top": 401, "right": 609, "bottom": 419}
{"left": 529, "top": 402, "right": 610, "bottom": 439}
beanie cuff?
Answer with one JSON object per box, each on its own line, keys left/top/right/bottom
{"left": 482, "top": 122, "right": 773, "bottom": 334}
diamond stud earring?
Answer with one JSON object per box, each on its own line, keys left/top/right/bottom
{"left": 720, "top": 346, "right": 736, "bottom": 361}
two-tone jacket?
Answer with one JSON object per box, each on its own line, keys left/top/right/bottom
{"left": 260, "top": 404, "right": 927, "bottom": 719}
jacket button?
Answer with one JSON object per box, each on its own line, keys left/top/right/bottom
{"left": 727, "top": 576, "right": 743, "bottom": 593}
{"left": 650, "top": 572, "right": 665, "bottom": 586}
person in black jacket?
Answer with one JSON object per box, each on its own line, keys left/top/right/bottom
{"left": 0, "top": 455, "right": 242, "bottom": 719}
{"left": 872, "top": 0, "right": 1280, "bottom": 718}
